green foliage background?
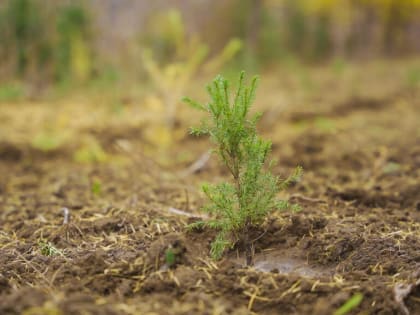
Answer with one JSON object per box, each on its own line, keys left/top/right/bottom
{"left": 0, "top": 0, "right": 92, "bottom": 84}
{"left": 0, "top": 0, "right": 419, "bottom": 87}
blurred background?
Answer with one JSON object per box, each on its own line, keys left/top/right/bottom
{"left": 1, "top": 0, "right": 420, "bottom": 90}
{"left": 0, "top": 0, "right": 419, "bottom": 163}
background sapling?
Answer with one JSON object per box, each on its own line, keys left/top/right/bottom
{"left": 184, "top": 71, "right": 302, "bottom": 265}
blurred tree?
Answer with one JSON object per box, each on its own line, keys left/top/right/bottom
{"left": 141, "top": 9, "right": 242, "bottom": 130}
{"left": 0, "top": 0, "right": 50, "bottom": 79}
{"left": 56, "top": 3, "right": 92, "bottom": 82}
{"left": 0, "top": 0, "right": 93, "bottom": 85}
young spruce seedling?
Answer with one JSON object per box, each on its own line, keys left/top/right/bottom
{"left": 183, "top": 71, "right": 302, "bottom": 266}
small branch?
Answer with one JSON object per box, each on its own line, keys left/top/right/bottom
{"left": 61, "top": 207, "right": 69, "bottom": 225}
{"left": 167, "top": 207, "right": 208, "bottom": 219}
{"left": 180, "top": 150, "right": 211, "bottom": 177}
{"left": 289, "top": 194, "right": 327, "bottom": 204}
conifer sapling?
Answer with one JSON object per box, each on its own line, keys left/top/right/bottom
{"left": 183, "top": 71, "right": 302, "bottom": 266}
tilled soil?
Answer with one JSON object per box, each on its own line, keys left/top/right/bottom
{"left": 0, "top": 69, "right": 419, "bottom": 314}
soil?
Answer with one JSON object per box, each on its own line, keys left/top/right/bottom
{"left": 0, "top": 64, "right": 419, "bottom": 314}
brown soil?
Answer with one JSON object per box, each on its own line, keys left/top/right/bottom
{"left": 0, "top": 66, "right": 419, "bottom": 314}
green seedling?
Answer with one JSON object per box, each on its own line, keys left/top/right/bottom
{"left": 164, "top": 248, "right": 176, "bottom": 267}
{"left": 184, "top": 71, "right": 302, "bottom": 265}
{"left": 333, "top": 293, "right": 363, "bottom": 315}
{"left": 31, "top": 131, "right": 67, "bottom": 152}
{"left": 73, "top": 137, "right": 107, "bottom": 163}
{"left": 91, "top": 179, "right": 102, "bottom": 196}
{"left": 38, "top": 240, "right": 64, "bottom": 257}
{"left": 164, "top": 242, "right": 185, "bottom": 268}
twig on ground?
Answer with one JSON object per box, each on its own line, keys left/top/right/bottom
{"left": 61, "top": 207, "right": 69, "bottom": 225}
{"left": 180, "top": 150, "right": 211, "bottom": 177}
